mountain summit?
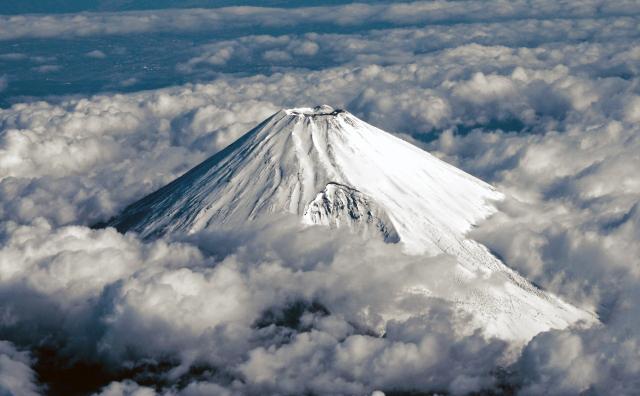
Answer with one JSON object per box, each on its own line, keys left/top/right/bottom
{"left": 109, "top": 105, "right": 501, "bottom": 255}
{"left": 108, "top": 105, "right": 596, "bottom": 341}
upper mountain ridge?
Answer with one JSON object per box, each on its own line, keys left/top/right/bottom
{"left": 285, "top": 104, "right": 345, "bottom": 116}
{"left": 109, "top": 104, "right": 502, "bottom": 256}
{"left": 107, "top": 105, "right": 596, "bottom": 341}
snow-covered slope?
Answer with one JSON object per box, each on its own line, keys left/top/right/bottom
{"left": 108, "top": 105, "right": 596, "bottom": 341}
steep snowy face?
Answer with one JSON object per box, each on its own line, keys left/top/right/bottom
{"left": 108, "top": 105, "right": 597, "bottom": 342}
{"left": 110, "top": 105, "right": 502, "bottom": 255}
{"left": 302, "top": 182, "right": 400, "bottom": 243}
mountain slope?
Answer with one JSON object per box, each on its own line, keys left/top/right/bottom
{"left": 110, "top": 105, "right": 501, "bottom": 254}
{"left": 108, "top": 105, "right": 596, "bottom": 341}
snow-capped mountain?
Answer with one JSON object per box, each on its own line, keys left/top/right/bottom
{"left": 108, "top": 105, "right": 596, "bottom": 341}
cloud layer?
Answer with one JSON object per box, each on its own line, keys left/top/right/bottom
{"left": 1, "top": 1, "right": 639, "bottom": 395}
{"left": 0, "top": 341, "right": 40, "bottom": 396}
{"left": 2, "top": 0, "right": 639, "bottom": 41}
{"left": 1, "top": 217, "right": 516, "bottom": 395}
{"left": 2, "top": 0, "right": 639, "bottom": 107}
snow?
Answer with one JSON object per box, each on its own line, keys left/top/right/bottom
{"left": 302, "top": 182, "right": 401, "bottom": 243}
{"left": 108, "top": 105, "right": 597, "bottom": 342}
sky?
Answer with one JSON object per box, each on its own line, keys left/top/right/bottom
{"left": 1, "top": 1, "right": 640, "bottom": 395}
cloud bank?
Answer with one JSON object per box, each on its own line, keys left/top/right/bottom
{"left": 1, "top": 217, "right": 516, "bottom": 395}
{"left": 0, "top": 341, "right": 40, "bottom": 396}
{"left": 1, "top": 0, "right": 639, "bottom": 395}
{"left": 2, "top": 0, "right": 639, "bottom": 106}
{"left": 2, "top": 0, "right": 639, "bottom": 41}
